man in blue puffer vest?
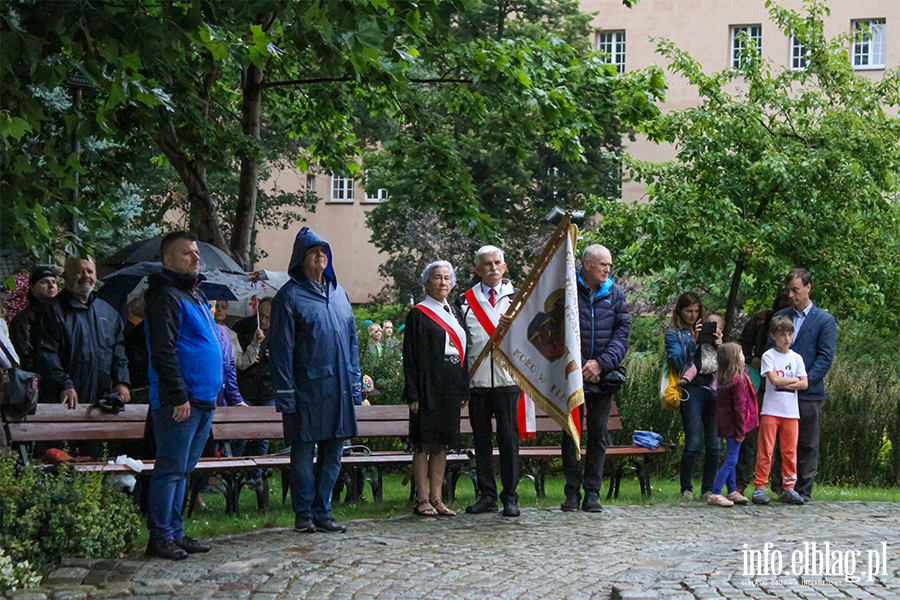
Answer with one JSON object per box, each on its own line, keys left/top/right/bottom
{"left": 561, "top": 244, "right": 630, "bottom": 512}
{"left": 144, "top": 231, "right": 222, "bottom": 560}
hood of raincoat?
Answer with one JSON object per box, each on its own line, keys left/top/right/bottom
{"left": 287, "top": 227, "right": 336, "bottom": 286}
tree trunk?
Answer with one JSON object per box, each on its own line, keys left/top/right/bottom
{"left": 724, "top": 256, "right": 745, "bottom": 339}
{"left": 156, "top": 117, "right": 230, "bottom": 253}
{"left": 231, "top": 62, "right": 264, "bottom": 271}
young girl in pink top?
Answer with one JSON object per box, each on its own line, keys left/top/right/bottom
{"left": 707, "top": 342, "right": 760, "bottom": 507}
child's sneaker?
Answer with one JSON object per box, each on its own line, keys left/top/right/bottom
{"left": 752, "top": 488, "right": 770, "bottom": 505}
{"left": 780, "top": 489, "right": 805, "bottom": 505}
{"left": 725, "top": 491, "right": 749, "bottom": 505}
{"left": 707, "top": 494, "right": 734, "bottom": 507}
{"left": 680, "top": 490, "right": 693, "bottom": 502}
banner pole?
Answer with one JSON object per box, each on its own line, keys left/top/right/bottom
{"left": 467, "top": 213, "right": 573, "bottom": 380}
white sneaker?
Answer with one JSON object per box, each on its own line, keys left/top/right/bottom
{"left": 707, "top": 493, "right": 734, "bottom": 507}
{"left": 680, "top": 490, "right": 693, "bottom": 502}
{"left": 726, "top": 491, "right": 750, "bottom": 505}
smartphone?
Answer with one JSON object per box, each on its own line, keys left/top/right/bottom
{"left": 697, "top": 321, "right": 718, "bottom": 345}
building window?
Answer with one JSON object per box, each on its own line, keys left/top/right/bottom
{"left": 731, "top": 25, "right": 762, "bottom": 68}
{"left": 790, "top": 35, "right": 808, "bottom": 70}
{"left": 306, "top": 174, "right": 316, "bottom": 193}
{"left": 852, "top": 19, "right": 886, "bottom": 69}
{"left": 597, "top": 30, "right": 626, "bottom": 73}
{"left": 330, "top": 175, "right": 354, "bottom": 202}
{"left": 364, "top": 187, "right": 388, "bottom": 202}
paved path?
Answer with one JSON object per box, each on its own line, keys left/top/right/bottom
{"left": 15, "top": 501, "right": 900, "bottom": 600}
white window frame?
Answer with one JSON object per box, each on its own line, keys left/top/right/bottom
{"left": 852, "top": 19, "right": 886, "bottom": 70}
{"left": 790, "top": 34, "right": 808, "bottom": 71}
{"left": 364, "top": 187, "right": 388, "bottom": 203}
{"left": 330, "top": 175, "right": 354, "bottom": 203}
{"left": 731, "top": 25, "right": 762, "bottom": 69}
{"left": 597, "top": 30, "right": 626, "bottom": 73}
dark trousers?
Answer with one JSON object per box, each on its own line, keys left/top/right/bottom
{"left": 771, "top": 400, "right": 821, "bottom": 499}
{"left": 469, "top": 387, "right": 520, "bottom": 504}
{"left": 679, "top": 386, "right": 719, "bottom": 495}
{"left": 561, "top": 391, "right": 613, "bottom": 500}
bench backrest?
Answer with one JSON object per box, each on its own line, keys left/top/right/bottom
{"left": 4, "top": 400, "right": 624, "bottom": 444}
{"left": 210, "top": 401, "right": 623, "bottom": 440}
{"left": 4, "top": 404, "right": 150, "bottom": 443}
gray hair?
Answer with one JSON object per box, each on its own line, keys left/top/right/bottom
{"left": 582, "top": 244, "right": 611, "bottom": 262}
{"left": 475, "top": 245, "right": 504, "bottom": 264}
{"left": 420, "top": 260, "right": 457, "bottom": 290}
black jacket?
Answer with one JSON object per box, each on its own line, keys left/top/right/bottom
{"left": 9, "top": 293, "right": 44, "bottom": 371}
{"left": 234, "top": 315, "right": 274, "bottom": 403}
{"left": 35, "top": 289, "right": 130, "bottom": 403}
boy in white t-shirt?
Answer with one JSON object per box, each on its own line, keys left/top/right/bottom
{"left": 753, "top": 315, "right": 808, "bottom": 506}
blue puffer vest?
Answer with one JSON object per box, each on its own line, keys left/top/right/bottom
{"left": 576, "top": 269, "right": 630, "bottom": 372}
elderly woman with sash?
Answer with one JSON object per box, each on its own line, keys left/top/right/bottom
{"left": 402, "top": 260, "right": 469, "bottom": 516}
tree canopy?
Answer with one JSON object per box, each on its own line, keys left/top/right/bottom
{"left": 586, "top": 1, "right": 900, "bottom": 333}
{"left": 364, "top": 0, "right": 665, "bottom": 301}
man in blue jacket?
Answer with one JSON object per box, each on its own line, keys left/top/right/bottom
{"left": 269, "top": 228, "right": 361, "bottom": 534}
{"left": 769, "top": 268, "right": 837, "bottom": 502}
{"left": 561, "top": 244, "right": 630, "bottom": 512}
{"left": 144, "top": 231, "right": 222, "bottom": 560}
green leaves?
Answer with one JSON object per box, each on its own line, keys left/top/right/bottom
{"left": 586, "top": 0, "right": 900, "bottom": 331}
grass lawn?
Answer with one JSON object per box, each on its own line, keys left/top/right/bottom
{"left": 163, "top": 469, "right": 900, "bottom": 544}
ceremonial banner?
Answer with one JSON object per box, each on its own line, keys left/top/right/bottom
{"left": 491, "top": 222, "right": 584, "bottom": 448}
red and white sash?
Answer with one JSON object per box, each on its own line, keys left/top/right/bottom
{"left": 465, "top": 285, "right": 538, "bottom": 440}
{"left": 415, "top": 296, "right": 466, "bottom": 362}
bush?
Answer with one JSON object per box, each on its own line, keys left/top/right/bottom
{"left": 0, "top": 547, "right": 40, "bottom": 593}
{"left": 818, "top": 320, "right": 900, "bottom": 486}
{"left": 0, "top": 454, "right": 143, "bottom": 571}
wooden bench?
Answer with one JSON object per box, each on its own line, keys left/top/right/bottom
{"left": 211, "top": 404, "right": 471, "bottom": 509}
{"left": 461, "top": 401, "right": 667, "bottom": 500}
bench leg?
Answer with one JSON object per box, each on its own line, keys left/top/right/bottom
{"left": 368, "top": 467, "right": 384, "bottom": 504}
{"left": 280, "top": 467, "right": 290, "bottom": 504}
{"left": 257, "top": 475, "right": 270, "bottom": 514}
{"left": 536, "top": 461, "right": 547, "bottom": 499}
{"left": 638, "top": 457, "right": 652, "bottom": 499}
{"left": 18, "top": 443, "right": 28, "bottom": 466}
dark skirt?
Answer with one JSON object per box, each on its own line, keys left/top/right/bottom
{"left": 408, "top": 356, "right": 465, "bottom": 451}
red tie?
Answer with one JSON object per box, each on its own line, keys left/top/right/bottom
{"left": 489, "top": 288, "right": 497, "bottom": 307}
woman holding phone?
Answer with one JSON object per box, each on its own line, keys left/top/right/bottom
{"left": 665, "top": 292, "right": 723, "bottom": 501}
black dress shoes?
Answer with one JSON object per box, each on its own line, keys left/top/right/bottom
{"left": 294, "top": 516, "right": 316, "bottom": 533}
{"left": 502, "top": 501, "right": 520, "bottom": 517}
{"left": 146, "top": 538, "right": 188, "bottom": 561}
{"left": 582, "top": 496, "right": 603, "bottom": 513}
{"left": 560, "top": 495, "right": 580, "bottom": 512}
{"left": 313, "top": 517, "right": 347, "bottom": 533}
{"left": 466, "top": 497, "right": 500, "bottom": 514}
{"left": 175, "top": 536, "right": 211, "bottom": 553}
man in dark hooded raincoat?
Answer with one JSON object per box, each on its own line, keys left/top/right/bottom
{"left": 269, "top": 227, "right": 361, "bottom": 534}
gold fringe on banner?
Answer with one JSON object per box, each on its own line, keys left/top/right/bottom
{"left": 492, "top": 347, "right": 584, "bottom": 457}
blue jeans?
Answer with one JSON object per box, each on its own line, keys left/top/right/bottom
{"left": 713, "top": 437, "right": 741, "bottom": 495}
{"left": 283, "top": 413, "right": 344, "bottom": 520}
{"left": 679, "top": 386, "right": 719, "bottom": 494}
{"left": 148, "top": 404, "right": 214, "bottom": 541}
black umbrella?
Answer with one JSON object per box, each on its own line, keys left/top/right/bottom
{"left": 96, "top": 262, "right": 241, "bottom": 319}
{"left": 103, "top": 236, "right": 245, "bottom": 274}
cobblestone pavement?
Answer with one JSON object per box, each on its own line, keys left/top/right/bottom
{"left": 13, "top": 501, "right": 900, "bottom": 600}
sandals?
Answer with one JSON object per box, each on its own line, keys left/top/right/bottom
{"left": 414, "top": 498, "right": 438, "bottom": 517}
{"left": 430, "top": 498, "right": 456, "bottom": 517}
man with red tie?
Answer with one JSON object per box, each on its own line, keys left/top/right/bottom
{"left": 458, "top": 245, "right": 521, "bottom": 517}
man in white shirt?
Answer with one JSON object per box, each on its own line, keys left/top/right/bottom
{"left": 459, "top": 245, "right": 521, "bottom": 517}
